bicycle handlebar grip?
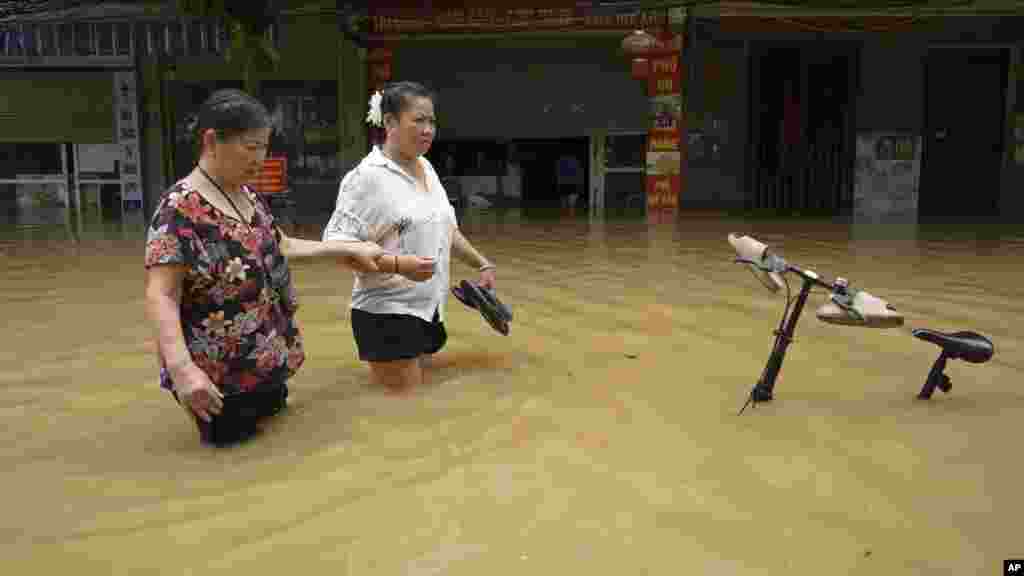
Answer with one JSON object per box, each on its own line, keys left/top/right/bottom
{"left": 728, "top": 233, "right": 785, "bottom": 293}
{"left": 816, "top": 289, "right": 904, "bottom": 328}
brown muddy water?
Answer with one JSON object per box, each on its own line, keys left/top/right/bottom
{"left": 1, "top": 204, "right": 1022, "bottom": 574}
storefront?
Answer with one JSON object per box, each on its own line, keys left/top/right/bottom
{"left": 391, "top": 35, "right": 650, "bottom": 214}
{"left": 368, "top": 5, "right": 1022, "bottom": 222}
{"left": 5, "top": 3, "right": 1018, "bottom": 228}
{"left": 686, "top": 12, "right": 1023, "bottom": 221}
{"left": 370, "top": 6, "right": 684, "bottom": 216}
{"left": 158, "top": 6, "right": 357, "bottom": 220}
{"left": 0, "top": 19, "right": 143, "bottom": 227}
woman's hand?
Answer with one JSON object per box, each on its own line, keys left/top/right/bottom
{"left": 402, "top": 256, "right": 436, "bottom": 282}
{"left": 378, "top": 253, "right": 436, "bottom": 282}
{"left": 170, "top": 362, "right": 224, "bottom": 423}
{"left": 479, "top": 267, "right": 496, "bottom": 290}
{"left": 337, "top": 241, "right": 386, "bottom": 273}
{"left": 451, "top": 230, "right": 495, "bottom": 290}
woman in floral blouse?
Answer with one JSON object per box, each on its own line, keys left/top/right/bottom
{"left": 144, "top": 89, "right": 436, "bottom": 446}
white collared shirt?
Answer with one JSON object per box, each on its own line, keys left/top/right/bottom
{"left": 323, "top": 146, "right": 458, "bottom": 323}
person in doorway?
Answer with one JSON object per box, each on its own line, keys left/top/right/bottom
{"left": 556, "top": 153, "right": 583, "bottom": 211}
{"left": 322, "top": 81, "right": 498, "bottom": 392}
{"left": 439, "top": 152, "right": 463, "bottom": 213}
{"left": 503, "top": 143, "right": 523, "bottom": 207}
{"left": 779, "top": 78, "right": 802, "bottom": 173}
{"left": 144, "top": 88, "right": 436, "bottom": 446}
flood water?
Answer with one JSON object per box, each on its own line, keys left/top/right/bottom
{"left": 2, "top": 204, "right": 1022, "bottom": 574}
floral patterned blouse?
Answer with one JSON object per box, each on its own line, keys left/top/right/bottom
{"left": 144, "top": 179, "right": 304, "bottom": 395}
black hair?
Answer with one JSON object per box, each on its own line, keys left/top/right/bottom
{"left": 380, "top": 81, "right": 436, "bottom": 123}
{"left": 195, "top": 88, "right": 271, "bottom": 152}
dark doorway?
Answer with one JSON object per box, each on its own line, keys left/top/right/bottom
{"left": 511, "top": 137, "right": 588, "bottom": 216}
{"left": 426, "top": 137, "right": 588, "bottom": 217}
{"left": 920, "top": 48, "right": 1008, "bottom": 220}
{"left": 748, "top": 43, "right": 855, "bottom": 215}
{"left": 426, "top": 140, "right": 507, "bottom": 215}
{"left": 100, "top": 183, "right": 123, "bottom": 218}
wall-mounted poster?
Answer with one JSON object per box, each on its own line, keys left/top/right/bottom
{"left": 854, "top": 132, "right": 921, "bottom": 224}
{"left": 76, "top": 143, "right": 120, "bottom": 179}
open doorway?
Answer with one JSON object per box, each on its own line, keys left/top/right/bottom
{"left": 426, "top": 140, "right": 507, "bottom": 214}
{"left": 510, "top": 137, "right": 589, "bottom": 217}
{"left": 749, "top": 43, "right": 855, "bottom": 214}
{"left": 429, "top": 137, "right": 589, "bottom": 217}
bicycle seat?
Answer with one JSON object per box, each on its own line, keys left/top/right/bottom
{"left": 912, "top": 329, "right": 994, "bottom": 364}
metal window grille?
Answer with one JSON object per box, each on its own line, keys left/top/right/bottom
{"left": 116, "top": 22, "right": 131, "bottom": 56}
{"left": 97, "top": 21, "right": 113, "bottom": 56}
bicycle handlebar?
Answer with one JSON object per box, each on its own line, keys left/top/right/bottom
{"left": 728, "top": 233, "right": 904, "bottom": 329}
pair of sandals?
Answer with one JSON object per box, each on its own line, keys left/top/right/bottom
{"left": 451, "top": 279, "right": 513, "bottom": 336}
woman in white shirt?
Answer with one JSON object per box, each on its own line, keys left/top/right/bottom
{"left": 324, "top": 82, "right": 498, "bottom": 390}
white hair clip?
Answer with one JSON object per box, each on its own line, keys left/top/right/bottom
{"left": 366, "top": 91, "right": 383, "bottom": 127}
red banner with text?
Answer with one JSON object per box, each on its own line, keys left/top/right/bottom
{"left": 645, "top": 36, "right": 683, "bottom": 214}
{"left": 368, "top": 7, "right": 671, "bottom": 37}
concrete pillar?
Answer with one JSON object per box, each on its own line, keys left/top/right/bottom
{"left": 337, "top": 34, "right": 367, "bottom": 178}
{"left": 138, "top": 59, "right": 166, "bottom": 219}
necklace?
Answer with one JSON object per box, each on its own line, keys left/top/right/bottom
{"left": 198, "top": 166, "right": 251, "bottom": 228}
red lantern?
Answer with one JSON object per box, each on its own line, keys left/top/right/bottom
{"left": 621, "top": 29, "right": 656, "bottom": 57}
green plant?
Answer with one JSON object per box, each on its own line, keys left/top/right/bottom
{"left": 174, "top": 0, "right": 280, "bottom": 93}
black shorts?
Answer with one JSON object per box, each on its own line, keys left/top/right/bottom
{"left": 172, "top": 380, "right": 288, "bottom": 447}
{"left": 350, "top": 306, "right": 447, "bottom": 362}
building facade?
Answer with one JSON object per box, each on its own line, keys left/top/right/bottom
{"left": 683, "top": 10, "right": 1023, "bottom": 223}
{"left": 1, "top": 1, "right": 1020, "bottom": 228}
{"left": 0, "top": 1, "right": 235, "bottom": 224}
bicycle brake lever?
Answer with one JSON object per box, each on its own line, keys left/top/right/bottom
{"left": 828, "top": 282, "right": 866, "bottom": 322}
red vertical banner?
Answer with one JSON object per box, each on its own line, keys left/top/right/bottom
{"left": 645, "top": 32, "right": 683, "bottom": 215}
